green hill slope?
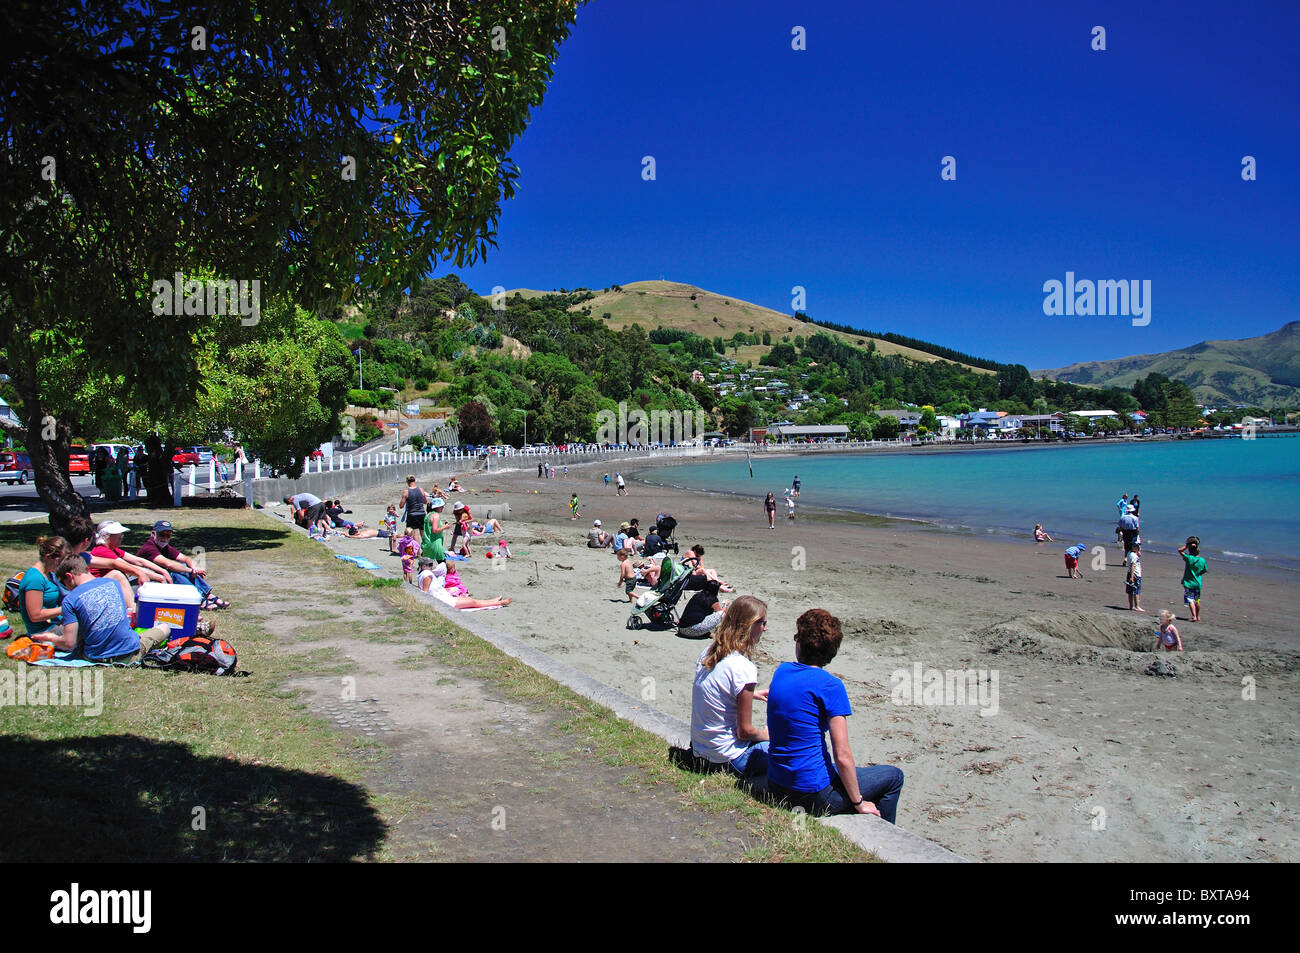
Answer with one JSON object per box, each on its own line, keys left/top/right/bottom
{"left": 1035, "top": 322, "right": 1300, "bottom": 407}
{"left": 504, "top": 280, "right": 995, "bottom": 374}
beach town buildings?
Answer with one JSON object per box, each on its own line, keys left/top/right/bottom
{"left": 766, "top": 424, "right": 850, "bottom": 442}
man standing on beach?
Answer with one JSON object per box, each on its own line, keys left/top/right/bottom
{"left": 1117, "top": 506, "right": 1140, "bottom": 557}
{"left": 616, "top": 472, "right": 627, "bottom": 496}
{"left": 792, "top": 475, "right": 801, "bottom": 499}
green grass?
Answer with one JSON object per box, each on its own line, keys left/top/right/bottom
{"left": 0, "top": 509, "right": 875, "bottom": 863}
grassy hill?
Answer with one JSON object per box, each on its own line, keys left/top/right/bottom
{"left": 503, "top": 280, "right": 995, "bottom": 374}
{"left": 1035, "top": 321, "right": 1300, "bottom": 407}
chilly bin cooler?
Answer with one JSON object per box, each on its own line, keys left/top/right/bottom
{"left": 136, "top": 582, "right": 203, "bottom": 639}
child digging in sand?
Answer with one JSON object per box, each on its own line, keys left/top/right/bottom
{"left": 1178, "top": 536, "right": 1208, "bottom": 622}
{"left": 1155, "top": 610, "right": 1183, "bottom": 651}
{"left": 1063, "top": 542, "right": 1086, "bottom": 579}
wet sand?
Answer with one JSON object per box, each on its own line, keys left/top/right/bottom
{"left": 322, "top": 456, "right": 1299, "bottom": 862}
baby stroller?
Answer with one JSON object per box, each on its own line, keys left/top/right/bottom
{"left": 626, "top": 556, "right": 692, "bottom": 630}
{"left": 655, "top": 513, "right": 680, "bottom": 555}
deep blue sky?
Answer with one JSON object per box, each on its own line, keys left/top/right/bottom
{"left": 451, "top": 0, "right": 1299, "bottom": 369}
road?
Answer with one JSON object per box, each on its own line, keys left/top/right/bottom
{"left": 0, "top": 475, "right": 104, "bottom": 523}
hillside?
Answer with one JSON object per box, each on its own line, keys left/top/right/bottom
{"left": 1035, "top": 322, "right": 1300, "bottom": 407}
{"left": 503, "top": 280, "right": 995, "bottom": 375}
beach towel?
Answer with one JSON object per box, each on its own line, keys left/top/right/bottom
{"left": 334, "top": 554, "right": 382, "bottom": 571}
{"left": 445, "top": 553, "right": 468, "bottom": 561}
{"left": 460, "top": 605, "right": 504, "bottom": 612}
{"left": 31, "top": 654, "right": 107, "bottom": 668}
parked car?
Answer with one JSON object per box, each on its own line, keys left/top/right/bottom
{"left": 171, "top": 447, "right": 199, "bottom": 468}
{"left": 0, "top": 451, "right": 32, "bottom": 485}
{"left": 68, "top": 446, "right": 91, "bottom": 474}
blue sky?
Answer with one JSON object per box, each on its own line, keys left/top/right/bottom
{"left": 451, "top": 0, "right": 1299, "bottom": 369}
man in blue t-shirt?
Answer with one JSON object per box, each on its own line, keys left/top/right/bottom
{"left": 35, "top": 558, "right": 169, "bottom": 663}
{"left": 765, "top": 609, "right": 904, "bottom": 820}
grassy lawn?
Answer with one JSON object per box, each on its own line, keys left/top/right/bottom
{"left": 1, "top": 508, "right": 874, "bottom": 863}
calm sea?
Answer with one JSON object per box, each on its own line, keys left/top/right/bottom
{"left": 636, "top": 438, "right": 1300, "bottom": 573}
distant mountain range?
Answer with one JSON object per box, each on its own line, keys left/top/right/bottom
{"left": 1034, "top": 322, "right": 1300, "bottom": 407}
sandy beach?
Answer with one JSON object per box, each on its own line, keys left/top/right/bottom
{"left": 313, "top": 454, "right": 1299, "bottom": 863}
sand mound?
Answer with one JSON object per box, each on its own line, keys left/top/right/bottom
{"left": 977, "top": 612, "right": 1299, "bottom": 677}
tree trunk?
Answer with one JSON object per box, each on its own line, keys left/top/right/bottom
{"left": 15, "top": 388, "right": 89, "bottom": 536}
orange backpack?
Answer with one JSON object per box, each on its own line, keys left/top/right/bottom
{"left": 5, "top": 636, "right": 57, "bottom": 662}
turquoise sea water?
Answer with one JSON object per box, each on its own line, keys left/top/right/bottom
{"left": 636, "top": 438, "right": 1300, "bottom": 573}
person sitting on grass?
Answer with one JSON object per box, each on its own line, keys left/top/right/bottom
{"left": 63, "top": 518, "right": 146, "bottom": 613}
{"left": 34, "top": 557, "right": 171, "bottom": 663}
{"left": 90, "top": 521, "right": 171, "bottom": 587}
{"left": 18, "top": 536, "right": 72, "bottom": 638}
{"left": 764, "top": 608, "right": 905, "bottom": 821}
{"left": 137, "top": 520, "right": 230, "bottom": 610}
{"left": 689, "top": 595, "right": 769, "bottom": 777}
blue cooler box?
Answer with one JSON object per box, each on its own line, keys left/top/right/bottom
{"left": 136, "top": 582, "right": 203, "bottom": 639}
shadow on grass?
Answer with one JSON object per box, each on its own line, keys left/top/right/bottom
{"left": 0, "top": 523, "right": 289, "bottom": 555}
{"left": 0, "top": 734, "right": 386, "bottom": 862}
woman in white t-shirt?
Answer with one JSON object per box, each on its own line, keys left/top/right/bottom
{"left": 690, "top": 596, "right": 770, "bottom": 778}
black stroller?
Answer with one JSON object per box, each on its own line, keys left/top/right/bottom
{"left": 655, "top": 513, "right": 680, "bottom": 554}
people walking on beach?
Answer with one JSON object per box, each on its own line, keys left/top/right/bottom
{"left": 616, "top": 473, "right": 627, "bottom": 496}
{"left": 1064, "top": 542, "right": 1086, "bottom": 579}
{"left": 1178, "top": 536, "right": 1207, "bottom": 622}
{"left": 785, "top": 491, "right": 796, "bottom": 521}
{"left": 1130, "top": 494, "right": 1140, "bottom": 516}
{"left": 538, "top": 462, "right": 544, "bottom": 479}
{"left": 1033, "top": 524, "right": 1054, "bottom": 543}
{"left": 1156, "top": 610, "right": 1183, "bottom": 651}
{"left": 563, "top": 465, "right": 568, "bottom": 477}
{"left": 604, "top": 472, "right": 610, "bottom": 489}
{"left": 764, "top": 608, "right": 905, "bottom": 821}
{"left": 569, "top": 493, "right": 580, "bottom": 520}
{"left": 792, "top": 475, "right": 801, "bottom": 498}
{"left": 1125, "top": 542, "right": 1144, "bottom": 612}
{"left": 764, "top": 493, "right": 777, "bottom": 529}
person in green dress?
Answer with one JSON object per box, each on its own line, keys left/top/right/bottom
{"left": 422, "top": 497, "right": 448, "bottom": 563}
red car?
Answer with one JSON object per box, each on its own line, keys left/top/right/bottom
{"left": 0, "top": 451, "right": 32, "bottom": 485}
{"left": 68, "top": 446, "right": 90, "bottom": 474}
{"left": 172, "top": 447, "right": 199, "bottom": 468}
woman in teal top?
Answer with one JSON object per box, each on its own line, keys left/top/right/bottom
{"left": 19, "top": 536, "right": 69, "bottom": 635}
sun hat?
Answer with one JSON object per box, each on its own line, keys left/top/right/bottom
{"left": 429, "top": 497, "right": 445, "bottom": 508}
{"left": 593, "top": 519, "right": 601, "bottom": 526}
{"left": 452, "top": 500, "right": 464, "bottom": 511}
{"left": 98, "top": 520, "right": 128, "bottom": 536}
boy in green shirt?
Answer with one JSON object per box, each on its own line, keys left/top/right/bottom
{"left": 1178, "top": 536, "right": 1208, "bottom": 622}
